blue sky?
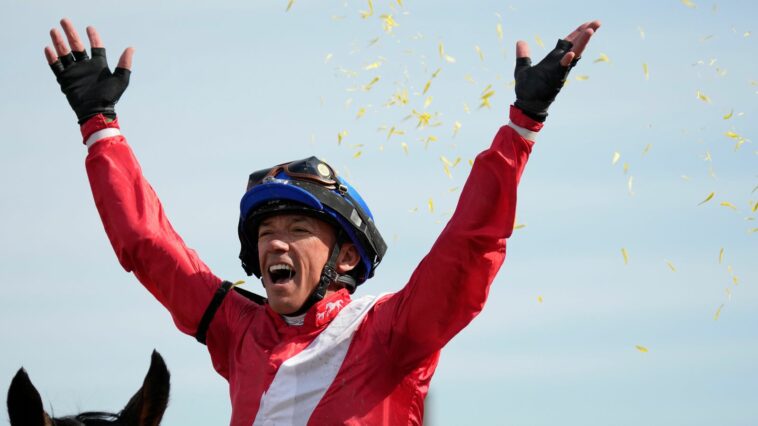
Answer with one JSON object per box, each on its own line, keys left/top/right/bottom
{"left": 1, "top": 0, "right": 756, "bottom": 424}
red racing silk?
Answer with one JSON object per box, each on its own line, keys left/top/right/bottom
{"left": 82, "top": 107, "right": 537, "bottom": 425}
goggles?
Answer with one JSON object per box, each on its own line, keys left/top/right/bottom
{"left": 247, "top": 157, "right": 346, "bottom": 192}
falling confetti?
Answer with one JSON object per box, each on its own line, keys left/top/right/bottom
{"left": 401, "top": 142, "right": 409, "bottom": 155}
{"left": 438, "top": 42, "right": 456, "bottom": 63}
{"left": 627, "top": 176, "right": 634, "bottom": 195}
{"left": 324, "top": 53, "right": 333, "bottom": 63}
{"left": 714, "top": 304, "right": 724, "bottom": 320}
{"left": 681, "top": 0, "right": 696, "bottom": 8}
{"left": 594, "top": 53, "right": 611, "bottom": 63}
{"left": 479, "top": 84, "right": 496, "bottom": 109}
{"left": 642, "top": 63, "right": 649, "bottom": 80}
{"left": 637, "top": 26, "right": 646, "bottom": 39}
{"left": 719, "top": 248, "right": 724, "bottom": 263}
{"left": 381, "top": 14, "right": 398, "bottom": 33}
{"left": 356, "top": 107, "right": 366, "bottom": 119}
{"left": 665, "top": 260, "right": 677, "bottom": 272}
{"left": 337, "top": 130, "right": 348, "bottom": 145}
{"left": 698, "top": 192, "right": 715, "bottom": 205}
{"left": 360, "top": 0, "right": 374, "bottom": 18}
{"left": 474, "top": 45, "right": 485, "bottom": 61}
{"left": 452, "top": 121, "right": 462, "bottom": 137}
{"left": 286, "top": 0, "right": 295, "bottom": 11}
{"left": 537, "top": 295, "right": 543, "bottom": 303}
{"left": 621, "top": 248, "right": 629, "bottom": 265}
{"left": 513, "top": 223, "right": 526, "bottom": 230}
{"left": 575, "top": 75, "right": 590, "bottom": 81}
{"left": 427, "top": 198, "right": 434, "bottom": 213}
{"left": 723, "top": 109, "right": 734, "bottom": 119}
{"left": 612, "top": 152, "right": 621, "bottom": 165}
{"left": 696, "top": 90, "right": 711, "bottom": 103}
{"left": 720, "top": 201, "right": 737, "bottom": 211}
{"left": 496, "top": 23, "right": 503, "bottom": 41}
{"left": 534, "top": 35, "right": 545, "bottom": 48}
{"left": 362, "top": 76, "right": 380, "bottom": 91}
{"left": 353, "top": 150, "right": 362, "bottom": 159}
{"left": 643, "top": 144, "right": 652, "bottom": 155}
{"left": 635, "top": 345, "right": 649, "bottom": 353}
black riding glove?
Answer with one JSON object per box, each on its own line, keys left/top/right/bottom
{"left": 49, "top": 48, "right": 130, "bottom": 124}
{"left": 514, "top": 39, "right": 579, "bottom": 123}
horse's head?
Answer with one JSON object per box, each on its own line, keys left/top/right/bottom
{"left": 6, "top": 350, "right": 170, "bottom": 426}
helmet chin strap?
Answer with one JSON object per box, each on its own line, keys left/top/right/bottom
{"left": 285, "top": 231, "right": 357, "bottom": 318}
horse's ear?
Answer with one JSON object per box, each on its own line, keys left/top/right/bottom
{"left": 6, "top": 368, "right": 52, "bottom": 426}
{"left": 120, "top": 350, "right": 171, "bottom": 426}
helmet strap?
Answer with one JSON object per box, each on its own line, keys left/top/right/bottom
{"left": 286, "top": 231, "right": 345, "bottom": 317}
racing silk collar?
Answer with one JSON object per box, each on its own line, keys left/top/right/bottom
{"left": 265, "top": 289, "right": 353, "bottom": 333}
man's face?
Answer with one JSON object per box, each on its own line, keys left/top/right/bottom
{"left": 257, "top": 214, "right": 337, "bottom": 315}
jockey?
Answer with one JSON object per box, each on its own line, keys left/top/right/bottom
{"left": 44, "top": 18, "right": 600, "bottom": 425}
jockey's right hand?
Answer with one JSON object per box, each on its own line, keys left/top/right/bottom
{"left": 44, "top": 19, "right": 134, "bottom": 124}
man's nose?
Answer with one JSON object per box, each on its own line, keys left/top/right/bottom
{"left": 266, "top": 236, "right": 290, "bottom": 252}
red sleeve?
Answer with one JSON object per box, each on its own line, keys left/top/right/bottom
{"left": 373, "top": 106, "right": 537, "bottom": 367}
{"left": 82, "top": 115, "right": 246, "bottom": 378}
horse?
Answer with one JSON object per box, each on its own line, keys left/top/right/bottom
{"left": 7, "top": 350, "right": 170, "bottom": 426}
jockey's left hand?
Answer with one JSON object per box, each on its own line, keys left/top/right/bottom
{"left": 514, "top": 20, "right": 601, "bottom": 122}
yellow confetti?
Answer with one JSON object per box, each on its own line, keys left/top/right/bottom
{"left": 643, "top": 144, "right": 652, "bottom": 155}
{"left": 637, "top": 26, "right": 646, "bottom": 39}
{"left": 719, "top": 248, "right": 724, "bottom": 264}
{"left": 612, "top": 152, "right": 621, "bottom": 165}
{"left": 412, "top": 109, "right": 432, "bottom": 128}
{"left": 442, "top": 163, "right": 451, "bottom": 178}
{"left": 356, "top": 107, "right": 366, "bottom": 119}
{"left": 448, "top": 187, "right": 459, "bottom": 192}
{"left": 627, "top": 176, "right": 634, "bottom": 195}
{"left": 367, "top": 37, "right": 380, "bottom": 47}
{"left": 724, "top": 131, "right": 740, "bottom": 139}
{"left": 513, "top": 223, "right": 526, "bottom": 230}
{"left": 362, "top": 76, "right": 380, "bottom": 91}
{"left": 451, "top": 157, "right": 461, "bottom": 167}
{"left": 422, "top": 79, "right": 432, "bottom": 95}
{"left": 387, "top": 88, "right": 409, "bottom": 106}
{"left": 360, "top": 0, "right": 373, "bottom": 18}
{"left": 364, "top": 61, "right": 382, "bottom": 70}
{"left": 723, "top": 109, "right": 734, "bottom": 119}
{"left": 635, "top": 345, "right": 649, "bottom": 353}
{"left": 594, "top": 53, "right": 610, "bottom": 63}
{"left": 714, "top": 304, "right": 724, "bottom": 320}
{"left": 621, "top": 248, "right": 629, "bottom": 265}
{"left": 720, "top": 201, "right": 737, "bottom": 210}
{"left": 408, "top": 207, "right": 418, "bottom": 213}
{"left": 750, "top": 227, "right": 758, "bottom": 233}
{"left": 424, "top": 96, "right": 433, "bottom": 109}
{"left": 496, "top": 23, "right": 503, "bottom": 41}
{"left": 753, "top": 201, "right": 758, "bottom": 213}
{"left": 233, "top": 280, "right": 245, "bottom": 286}
{"left": 537, "top": 296, "right": 543, "bottom": 303}
{"left": 337, "top": 130, "right": 348, "bottom": 145}
{"left": 534, "top": 35, "right": 544, "bottom": 48}
{"left": 575, "top": 75, "right": 590, "bottom": 81}
{"left": 681, "top": 0, "right": 696, "bottom": 8}
{"left": 437, "top": 42, "right": 456, "bottom": 63}
{"left": 423, "top": 135, "right": 438, "bottom": 149}
{"left": 324, "top": 53, "right": 333, "bottom": 63}
{"left": 401, "top": 142, "right": 409, "bottom": 155}
{"left": 463, "top": 103, "right": 471, "bottom": 114}
{"left": 623, "top": 162, "right": 629, "bottom": 174}
{"left": 353, "top": 151, "right": 362, "bottom": 159}
{"left": 386, "top": 126, "right": 404, "bottom": 140}
{"left": 452, "top": 121, "right": 462, "bottom": 137}
{"left": 468, "top": 159, "right": 474, "bottom": 166}
{"left": 643, "top": 63, "right": 649, "bottom": 80}
{"left": 696, "top": 90, "right": 711, "bottom": 103}
{"left": 744, "top": 31, "right": 752, "bottom": 37}
{"left": 427, "top": 198, "right": 434, "bottom": 213}
{"left": 698, "top": 192, "right": 715, "bottom": 205}
{"left": 381, "top": 14, "right": 398, "bottom": 33}
{"left": 431, "top": 68, "right": 442, "bottom": 78}
{"left": 665, "top": 260, "right": 677, "bottom": 272}
{"left": 475, "top": 45, "right": 485, "bottom": 61}
{"left": 286, "top": 0, "right": 295, "bottom": 11}
{"left": 479, "top": 84, "right": 496, "bottom": 109}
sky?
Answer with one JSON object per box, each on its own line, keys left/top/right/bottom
{"left": 1, "top": 0, "right": 756, "bottom": 425}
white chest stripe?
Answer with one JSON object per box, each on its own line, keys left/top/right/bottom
{"left": 253, "top": 294, "right": 382, "bottom": 426}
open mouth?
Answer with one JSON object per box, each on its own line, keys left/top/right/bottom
{"left": 268, "top": 263, "right": 296, "bottom": 284}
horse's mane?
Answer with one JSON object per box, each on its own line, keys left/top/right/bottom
{"left": 54, "top": 411, "right": 120, "bottom": 425}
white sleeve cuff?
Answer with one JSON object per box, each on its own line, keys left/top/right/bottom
{"left": 507, "top": 121, "right": 538, "bottom": 141}
{"left": 85, "top": 128, "right": 122, "bottom": 149}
